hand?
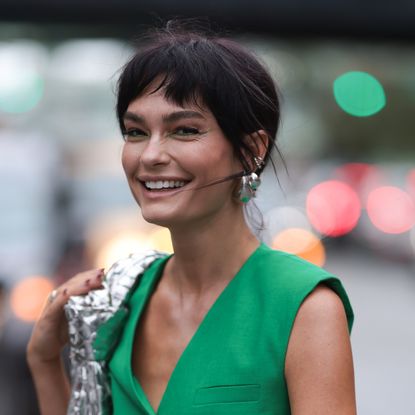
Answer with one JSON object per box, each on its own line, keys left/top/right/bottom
{"left": 27, "top": 268, "right": 105, "bottom": 366}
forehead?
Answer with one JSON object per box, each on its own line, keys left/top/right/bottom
{"left": 125, "top": 87, "right": 212, "bottom": 121}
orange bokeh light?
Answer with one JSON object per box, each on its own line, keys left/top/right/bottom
{"left": 272, "top": 228, "right": 326, "bottom": 267}
{"left": 366, "top": 186, "right": 415, "bottom": 234}
{"left": 10, "top": 277, "right": 55, "bottom": 322}
{"left": 94, "top": 228, "right": 173, "bottom": 270}
{"left": 306, "top": 180, "right": 361, "bottom": 237}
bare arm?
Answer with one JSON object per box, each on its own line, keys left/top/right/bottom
{"left": 27, "top": 356, "right": 71, "bottom": 415}
{"left": 285, "top": 284, "right": 356, "bottom": 415}
{"left": 27, "top": 268, "right": 105, "bottom": 415}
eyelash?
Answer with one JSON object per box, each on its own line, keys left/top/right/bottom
{"left": 174, "top": 127, "right": 201, "bottom": 136}
{"left": 122, "top": 126, "right": 202, "bottom": 141}
{"left": 121, "top": 128, "right": 145, "bottom": 140}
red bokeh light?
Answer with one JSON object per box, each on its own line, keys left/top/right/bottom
{"left": 333, "top": 162, "right": 382, "bottom": 204}
{"left": 306, "top": 180, "right": 361, "bottom": 237}
{"left": 406, "top": 169, "right": 415, "bottom": 200}
{"left": 366, "top": 186, "right": 415, "bottom": 234}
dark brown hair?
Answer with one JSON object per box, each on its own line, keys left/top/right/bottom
{"left": 116, "top": 18, "right": 285, "bottom": 178}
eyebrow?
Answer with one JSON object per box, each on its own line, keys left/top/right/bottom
{"left": 123, "top": 110, "right": 206, "bottom": 124}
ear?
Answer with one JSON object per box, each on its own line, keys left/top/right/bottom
{"left": 242, "top": 129, "right": 269, "bottom": 172}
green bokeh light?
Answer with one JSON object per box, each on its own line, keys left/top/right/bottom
{"left": 333, "top": 71, "right": 386, "bottom": 117}
{"left": 0, "top": 72, "right": 44, "bottom": 114}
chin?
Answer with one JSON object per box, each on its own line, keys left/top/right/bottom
{"left": 140, "top": 209, "right": 180, "bottom": 228}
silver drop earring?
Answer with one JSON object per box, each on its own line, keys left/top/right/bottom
{"left": 239, "top": 156, "right": 264, "bottom": 203}
{"left": 239, "top": 175, "right": 253, "bottom": 203}
{"left": 239, "top": 172, "right": 262, "bottom": 203}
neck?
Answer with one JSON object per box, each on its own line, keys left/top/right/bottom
{"left": 164, "top": 204, "right": 260, "bottom": 299}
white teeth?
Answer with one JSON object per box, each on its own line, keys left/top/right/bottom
{"left": 144, "top": 180, "right": 187, "bottom": 190}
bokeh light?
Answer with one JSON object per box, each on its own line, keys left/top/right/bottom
{"left": 333, "top": 162, "right": 383, "bottom": 204}
{"left": 366, "top": 186, "right": 415, "bottom": 234}
{"left": 410, "top": 226, "right": 415, "bottom": 256}
{"left": 406, "top": 169, "right": 415, "bottom": 200}
{"left": 0, "top": 43, "right": 46, "bottom": 113}
{"left": 50, "top": 40, "right": 131, "bottom": 84}
{"left": 95, "top": 231, "right": 155, "bottom": 270}
{"left": 94, "top": 228, "right": 173, "bottom": 270}
{"left": 306, "top": 180, "right": 361, "bottom": 237}
{"left": 264, "top": 205, "right": 312, "bottom": 243}
{"left": 272, "top": 228, "right": 326, "bottom": 266}
{"left": 10, "top": 276, "right": 54, "bottom": 322}
{"left": 149, "top": 227, "right": 174, "bottom": 253}
{"left": 333, "top": 71, "right": 386, "bottom": 117}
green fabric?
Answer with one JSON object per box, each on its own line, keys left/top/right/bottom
{"left": 108, "top": 242, "right": 354, "bottom": 414}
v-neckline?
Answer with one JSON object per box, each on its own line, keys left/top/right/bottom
{"left": 128, "top": 242, "right": 265, "bottom": 415}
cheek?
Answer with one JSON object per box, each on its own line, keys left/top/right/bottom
{"left": 121, "top": 145, "right": 136, "bottom": 177}
{"left": 193, "top": 143, "right": 235, "bottom": 172}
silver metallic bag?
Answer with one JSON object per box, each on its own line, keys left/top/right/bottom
{"left": 64, "top": 250, "right": 167, "bottom": 415}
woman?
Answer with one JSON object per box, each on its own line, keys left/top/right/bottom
{"left": 27, "top": 20, "right": 356, "bottom": 415}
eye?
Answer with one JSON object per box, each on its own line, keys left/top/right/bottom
{"left": 122, "top": 128, "right": 147, "bottom": 141}
{"left": 173, "top": 127, "right": 201, "bottom": 136}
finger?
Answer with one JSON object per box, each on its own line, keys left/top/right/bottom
{"left": 69, "top": 268, "right": 105, "bottom": 287}
{"left": 42, "top": 288, "right": 70, "bottom": 320}
{"left": 64, "top": 268, "right": 106, "bottom": 297}
{"left": 43, "top": 268, "right": 106, "bottom": 317}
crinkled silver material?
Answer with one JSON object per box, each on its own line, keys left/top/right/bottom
{"left": 64, "top": 250, "right": 167, "bottom": 415}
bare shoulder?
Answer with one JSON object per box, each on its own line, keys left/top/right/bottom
{"left": 285, "top": 283, "right": 357, "bottom": 415}
{"left": 296, "top": 283, "right": 348, "bottom": 321}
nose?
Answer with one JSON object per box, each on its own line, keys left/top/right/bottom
{"left": 140, "top": 135, "right": 170, "bottom": 167}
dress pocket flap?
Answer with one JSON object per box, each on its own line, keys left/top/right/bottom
{"left": 193, "top": 384, "right": 261, "bottom": 406}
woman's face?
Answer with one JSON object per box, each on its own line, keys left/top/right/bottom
{"left": 121, "top": 87, "right": 243, "bottom": 228}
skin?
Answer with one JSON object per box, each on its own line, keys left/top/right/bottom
{"left": 285, "top": 284, "right": 357, "bottom": 415}
{"left": 27, "top": 269, "right": 105, "bottom": 415}
{"left": 27, "top": 85, "right": 356, "bottom": 415}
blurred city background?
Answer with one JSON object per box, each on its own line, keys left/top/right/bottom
{"left": 0, "top": 2, "right": 414, "bottom": 414}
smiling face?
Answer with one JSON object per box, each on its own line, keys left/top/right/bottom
{"left": 121, "top": 87, "right": 244, "bottom": 229}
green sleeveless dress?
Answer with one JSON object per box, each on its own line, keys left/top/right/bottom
{"left": 108, "top": 242, "right": 354, "bottom": 415}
